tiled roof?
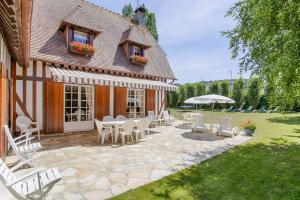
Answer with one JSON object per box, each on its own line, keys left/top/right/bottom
{"left": 120, "top": 26, "right": 152, "bottom": 48}
{"left": 62, "top": 5, "right": 102, "bottom": 33}
{"left": 30, "top": 0, "right": 176, "bottom": 79}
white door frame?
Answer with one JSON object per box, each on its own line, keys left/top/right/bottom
{"left": 64, "top": 84, "right": 95, "bottom": 133}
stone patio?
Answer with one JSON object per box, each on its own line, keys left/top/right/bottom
{"left": 0, "top": 121, "right": 251, "bottom": 200}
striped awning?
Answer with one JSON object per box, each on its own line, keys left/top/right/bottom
{"left": 48, "top": 66, "right": 178, "bottom": 91}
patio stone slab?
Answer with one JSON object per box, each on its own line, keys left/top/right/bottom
{"left": 0, "top": 121, "right": 251, "bottom": 200}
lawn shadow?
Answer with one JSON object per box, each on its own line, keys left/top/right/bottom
{"left": 113, "top": 138, "right": 300, "bottom": 200}
{"left": 175, "top": 124, "right": 193, "bottom": 130}
{"left": 267, "top": 116, "right": 300, "bottom": 125}
{"left": 181, "top": 131, "right": 225, "bottom": 141}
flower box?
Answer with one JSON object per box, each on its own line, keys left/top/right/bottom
{"left": 129, "top": 55, "right": 148, "bottom": 66}
{"left": 241, "top": 120, "right": 256, "bottom": 136}
{"left": 69, "top": 41, "right": 95, "bottom": 57}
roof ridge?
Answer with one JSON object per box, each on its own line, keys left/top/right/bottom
{"left": 80, "top": 0, "right": 130, "bottom": 21}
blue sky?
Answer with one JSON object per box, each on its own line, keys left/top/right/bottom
{"left": 89, "top": 0, "right": 250, "bottom": 84}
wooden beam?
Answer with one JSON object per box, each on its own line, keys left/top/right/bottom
{"left": 0, "top": 62, "right": 7, "bottom": 158}
{"left": 16, "top": 94, "right": 32, "bottom": 121}
{"left": 10, "top": 60, "right": 16, "bottom": 134}
{"left": 22, "top": 65, "right": 26, "bottom": 105}
{"left": 32, "top": 60, "right": 37, "bottom": 121}
{"left": 15, "top": 75, "right": 51, "bottom": 82}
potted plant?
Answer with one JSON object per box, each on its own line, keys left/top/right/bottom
{"left": 129, "top": 55, "right": 148, "bottom": 66}
{"left": 241, "top": 120, "right": 256, "bottom": 136}
{"left": 69, "top": 41, "right": 96, "bottom": 57}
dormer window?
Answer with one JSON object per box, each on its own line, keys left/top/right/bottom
{"left": 132, "top": 46, "right": 142, "bottom": 56}
{"left": 73, "top": 30, "right": 89, "bottom": 44}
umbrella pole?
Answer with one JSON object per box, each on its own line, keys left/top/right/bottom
{"left": 211, "top": 102, "right": 214, "bottom": 133}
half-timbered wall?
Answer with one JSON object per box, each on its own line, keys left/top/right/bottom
{"left": 0, "top": 33, "right": 12, "bottom": 157}
{"left": 12, "top": 59, "right": 169, "bottom": 134}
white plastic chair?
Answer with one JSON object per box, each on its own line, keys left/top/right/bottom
{"left": 217, "top": 117, "right": 240, "bottom": 137}
{"left": 191, "top": 114, "right": 206, "bottom": 133}
{"left": 162, "top": 111, "right": 174, "bottom": 126}
{"left": 16, "top": 116, "right": 41, "bottom": 140}
{"left": 118, "top": 120, "right": 134, "bottom": 145}
{"left": 133, "top": 119, "right": 148, "bottom": 142}
{"left": 3, "top": 125, "right": 42, "bottom": 167}
{"left": 116, "top": 115, "right": 127, "bottom": 121}
{"left": 95, "top": 119, "right": 113, "bottom": 144}
{"left": 0, "top": 158, "right": 61, "bottom": 200}
{"left": 146, "top": 112, "right": 156, "bottom": 128}
{"left": 183, "top": 113, "right": 192, "bottom": 125}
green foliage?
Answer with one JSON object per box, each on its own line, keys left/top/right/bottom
{"left": 167, "top": 91, "right": 179, "bottom": 108}
{"left": 122, "top": 3, "right": 134, "bottom": 18}
{"left": 194, "top": 82, "right": 206, "bottom": 96}
{"left": 209, "top": 81, "right": 220, "bottom": 94}
{"left": 185, "top": 84, "right": 195, "bottom": 99}
{"left": 232, "top": 78, "right": 244, "bottom": 107}
{"left": 178, "top": 86, "right": 187, "bottom": 106}
{"left": 223, "top": 0, "right": 300, "bottom": 111}
{"left": 146, "top": 13, "right": 159, "bottom": 41}
{"left": 220, "top": 80, "right": 230, "bottom": 97}
{"left": 246, "top": 77, "right": 261, "bottom": 109}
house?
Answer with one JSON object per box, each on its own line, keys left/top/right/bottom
{"left": 0, "top": 0, "right": 32, "bottom": 157}
{"left": 7, "top": 0, "right": 177, "bottom": 136}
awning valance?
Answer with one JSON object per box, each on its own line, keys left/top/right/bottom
{"left": 48, "top": 66, "right": 178, "bottom": 91}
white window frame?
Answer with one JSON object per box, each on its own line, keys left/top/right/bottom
{"left": 64, "top": 84, "right": 94, "bottom": 132}
{"left": 126, "top": 89, "right": 145, "bottom": 118}
{"left": 132, "top": 46, "right": 142, "bottom": 56}
{"left": 73, "top": 30, "right": 89, "bottom": 44}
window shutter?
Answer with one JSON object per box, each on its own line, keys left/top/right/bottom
{"left": 130, "top": 46, "right": 134, "bottom": 56}
{"left": 141, "top": 48, "right": 144, "bottom": 57}
{"left": 89, "top": 34, "right": 93, "bottom": 45}
{"left": 68, "top": 27, "right": 73, "bottom": 43}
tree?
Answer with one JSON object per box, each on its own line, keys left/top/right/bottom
{"left": 209, "top": 81, "right": 220, "bottom": 94}
{"left": 121, "top": 4, "right": 159, "bottom": 41}
{"left": 146, "top": 12, "right": 158, "bottom": 41}
{"left": 246, "top": 77, "right": 261, "bottom": 109}
{"left": 178, "top": 86, "right": 187, "bottom": 106}
{"left": 167, "top": 91, "right": 179, "bottom": 108}
{"left": 220, "top": 80, "right": 230, "bottom": 97}
{"left": 223, "top": 0, "right": 300, "bottom": 111}
{"left": 122, "top": 3, "right": 134, "bottom": 18}
{"left": 185, "top": 84, "right": 195, "bottom": 99}
{"left": 194, "top": 82, "right": 206, "bottom": 96}
{"left": 232, "top": 79, "right": 244, "bottom": 107}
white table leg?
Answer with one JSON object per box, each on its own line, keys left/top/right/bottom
{"left": 114, "top": 125, "right": 119, "bottom": 143}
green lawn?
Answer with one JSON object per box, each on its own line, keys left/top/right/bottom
{"left": 112, "top": 110, "right": 300, "bottom": 200}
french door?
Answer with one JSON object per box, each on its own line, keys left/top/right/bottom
{"left": 64, "top": 84, "right": 94, "bottom": 132}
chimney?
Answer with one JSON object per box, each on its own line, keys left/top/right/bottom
{"left": 134, "top": 6, "right": 146, "bottom": 26}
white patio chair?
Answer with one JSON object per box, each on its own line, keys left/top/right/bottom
{"left": 191, "top": 114, "right": 206, "bottom": 133}
{"left": 217, "top": 117, "right": 240, "bottom": 137}
{"left": 145, "top": 116, "right": 153, "bottom": 135}
{"left": 116, "top": 115, "right": 127, "bottom": 121}
{"left": 118, "top": 120, "right": 134, "bottom": 145}
{"left": 182, "top": 113, "right": 192, "bottom": 125}
{"left": 162, "top": 111, "right": 175, "bottom": 126}
{"left": 146, "top": 112, "right": 156, "bottom": 128}
{"left": 133, "top": 119, "right": 148, "bottom": 142}
{"left": 3, "top": 126, "right": 42, "bottom": 167}
{"left": 16, "top": 116, "right": 41, "bottom": 140}
{"left": 95, "top": 119, "right": 113, "bottom": 145}
{"left": 0, "top": 158, "right": 61, "bottom": 200}
{"left": 102, "top": 116, "right": 115, "bottom": 132}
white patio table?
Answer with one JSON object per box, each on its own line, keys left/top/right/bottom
{"left": 101, "top": 119, "right": 141, "bottom": 143}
